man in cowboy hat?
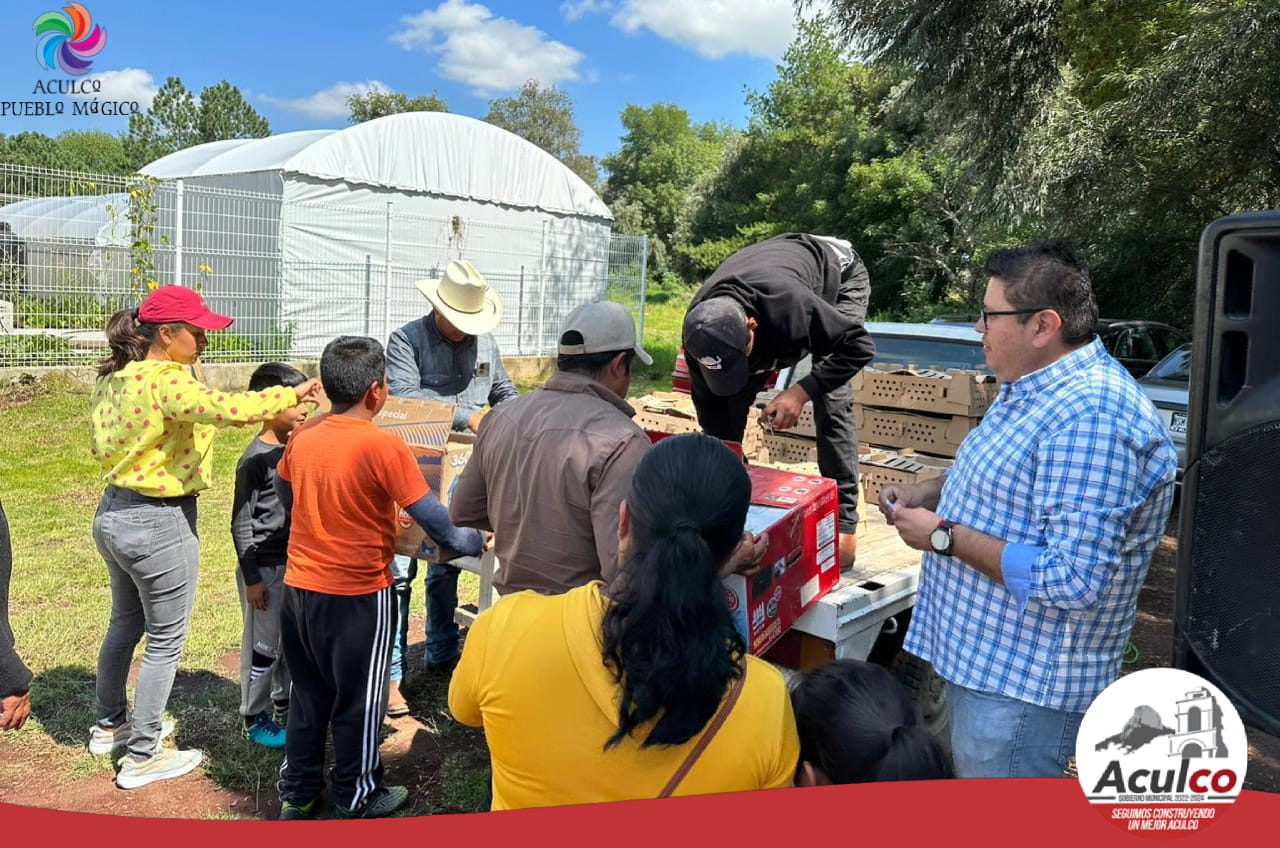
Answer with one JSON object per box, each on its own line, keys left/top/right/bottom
{"left": 385, "top": 259, "right": 517, "bottom": 707}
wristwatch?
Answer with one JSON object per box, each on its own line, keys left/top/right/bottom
{"left": 930, "top": 519, "right": 957, "bottom": 556}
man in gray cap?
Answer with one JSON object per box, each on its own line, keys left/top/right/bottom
{"left": 449, "top": 301, "right": 654, "bottom": 594}
{"left": 683, "top": 233, "right": 875, "bottom": 565}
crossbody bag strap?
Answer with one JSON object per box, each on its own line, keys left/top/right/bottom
{"left": 657, "top": 671, "right": 747, "bottom": 799}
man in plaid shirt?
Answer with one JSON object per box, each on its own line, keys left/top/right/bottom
{"left": 879, "top": 241, "right": 1177, "bottom": 778}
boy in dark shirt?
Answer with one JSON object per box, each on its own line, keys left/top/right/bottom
{"left": 231, "top": 363, "right": 310, "bottom": 748}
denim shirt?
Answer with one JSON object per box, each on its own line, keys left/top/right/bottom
{"left": 385, "top": 312, "right": 519, "bottom": 431}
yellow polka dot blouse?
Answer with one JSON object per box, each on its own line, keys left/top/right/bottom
{"left": 90, "top": 360, "right": 300, "bottom": 497}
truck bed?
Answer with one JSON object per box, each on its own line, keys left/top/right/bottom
{"left": 791, "top": 505, "right": 923, "bottom": 659}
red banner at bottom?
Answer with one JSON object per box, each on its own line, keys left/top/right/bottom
{"left": 1, "top": 780, "right": 1275, "bottom": 845}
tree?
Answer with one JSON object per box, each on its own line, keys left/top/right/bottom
{"left": 483, "top": 81, "right": 598, "bottom": 186}
{"left": 347, "top": 87, "right": 448, "bottom": 123}
{"left": 124, "top": 76, "right": 198, "bottom": 169}
{"left": 196, "top": 81, "right": 270, "bottom": 143}
{"left": 0, "top": 131, "right": 129, "bottom": 175}
{"left": 125, "top": 77, "right": 269, "bottom": 170}
{"left": 602, "top": 103, "right": 730, "bottom": 278}
{"left": 683, "top": 17, "right": 975, "bottom": 315}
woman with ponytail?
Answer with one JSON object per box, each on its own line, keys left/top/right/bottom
{"left": 88, "top": 285, "right": 319, "bottom": 789}
{"left": 449, "top": 432, "right": 798, "bottom": 809}
{"left": 791, "top": 660, "right": 954, "bottom": 785}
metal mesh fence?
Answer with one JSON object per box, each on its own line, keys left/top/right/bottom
{"left": 0, "top": 163, "right": 648, "bottom": 368}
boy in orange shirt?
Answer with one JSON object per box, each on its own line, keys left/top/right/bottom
{"left": 274, "top": 336, "right": 484, "bottom": 820}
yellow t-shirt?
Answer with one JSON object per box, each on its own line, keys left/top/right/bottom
{"left": 90, "top": 359, "right": 299, "bottom": 497}
{"left": 449, "top": 581, "right": 799, "bottom": 809}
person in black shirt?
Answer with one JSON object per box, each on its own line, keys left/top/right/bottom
{"left": 682, "top": 233, "right": 875, "bottom": 565}
{"left": 231, "top": 363, "right": 311, "bottom": 747}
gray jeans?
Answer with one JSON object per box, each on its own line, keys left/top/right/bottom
{"left": 235, "top": 565, "right": 290, "bottom": 718}
{"left": 92, "top": 486, "right": 199, "bottom": 760}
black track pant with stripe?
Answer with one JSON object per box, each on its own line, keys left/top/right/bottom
{"left": 278, "top": 584, "right": 393, "bottom": 810}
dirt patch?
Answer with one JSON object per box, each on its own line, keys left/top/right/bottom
{"left": 0, "top": 613, "right": 490, "bottom": 820}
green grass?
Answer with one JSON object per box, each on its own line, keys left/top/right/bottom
{"left": 440, "top": 750, "right": 491, "bottom": 812}
{"left": 0, "top": 374, "right": 480, "bottom": 803}
{"left": 628, "top": 286, "right": 691, "bottom": 397}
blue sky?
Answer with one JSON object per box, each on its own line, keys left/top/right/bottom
{"left": 1, "top": 0, "right": 819, "bottom": 160}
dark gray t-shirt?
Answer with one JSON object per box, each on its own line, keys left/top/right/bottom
{"left": 231, "top": 436, "right": 289, "bottom": 585}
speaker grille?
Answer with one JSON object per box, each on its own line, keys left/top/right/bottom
{"left": 1187, "top": 420, "right": 1280, "bottom": 721}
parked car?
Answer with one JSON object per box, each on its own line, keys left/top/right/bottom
{"left": 929, "top": 315, "right": 1186, "bottom": 378}
{"left": 672, "top": 321, "right": 989, "bottom": 394}
{"left": 1138, "top": 342, "right": 1191, "bottom": 482}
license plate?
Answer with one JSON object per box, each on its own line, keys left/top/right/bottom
{"left": 1169, "top": 411, "right": 1188, "bottom": 435}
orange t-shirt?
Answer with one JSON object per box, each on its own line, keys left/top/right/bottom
{"left": 277, "top": 414, "right": 430, "bottom": 596}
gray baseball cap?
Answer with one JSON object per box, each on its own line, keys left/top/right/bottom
{"left": 559, "top": 301, "right": 653, "bottom": 365}
{"left": 682, "top": 297, "right": 750, "bottom": 397}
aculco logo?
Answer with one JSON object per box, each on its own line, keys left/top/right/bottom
{"left": 1075, "top": 668, "right": 1247, "bottom": 835}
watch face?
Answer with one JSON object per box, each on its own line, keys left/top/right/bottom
{"left": 930, "top": 527, "right": 950, "bottom": 553}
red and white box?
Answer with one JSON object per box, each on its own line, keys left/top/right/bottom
{"left": 724, "top": 465, "right": 840, "bottom": 655}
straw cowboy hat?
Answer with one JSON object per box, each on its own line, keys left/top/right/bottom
{"left": 415, "top": 259, "right": 503, "bottom": 336}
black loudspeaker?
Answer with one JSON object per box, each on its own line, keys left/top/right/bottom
{"left": 1173, "top": 211, "right": 1280, "bottom": 735}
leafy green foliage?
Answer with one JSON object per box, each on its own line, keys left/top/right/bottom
{"left": 125, "top": 77, "right": 270, "bottom": 170}
{"left": 347, "top": 86, "right": 448, "bottom": 122}
{"left": 483, "top": 81, "right": 598, "bottom": 187}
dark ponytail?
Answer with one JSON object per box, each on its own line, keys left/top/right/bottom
{"left": 601, "top": 433, "right": 751, "bottom": 749}
{"left": 97, "top": 308, "right": 180, "bottom": 378}
{"left": 791, "top": 660, "right": 954, "bottom": 783}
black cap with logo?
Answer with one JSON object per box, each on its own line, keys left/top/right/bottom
{"left": 682, "top": 297, "right": 750, "bottom": 397}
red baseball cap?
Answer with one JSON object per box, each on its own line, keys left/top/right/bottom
{"left": 137, "top": 285, "right": 234, "bottom": 330}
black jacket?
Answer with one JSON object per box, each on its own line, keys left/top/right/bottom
{"left": 1, "top": 499, "right": 33, "bottom": 698}
{"left": 688, "top": 233, "right": 875, "bottom": 399}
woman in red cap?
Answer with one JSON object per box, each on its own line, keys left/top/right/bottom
{"left": 88, "top": 285, "right": 319, "bottom": 790}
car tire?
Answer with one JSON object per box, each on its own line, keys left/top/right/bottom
{"left": 889, "top": 650, "right": 951, "bottom": 753}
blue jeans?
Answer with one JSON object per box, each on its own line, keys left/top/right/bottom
{"left": 948, "top": 682, "right": 1083, "bottom": 778}
{"left": 389, "top": 555, "right": 461, "bottom": 681}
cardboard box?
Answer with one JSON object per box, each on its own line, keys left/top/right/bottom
{"left": 724, "top": 465, "right": 840, "bottom": 656}
{"left": 852, "top": 366, "right": 997, "bottom": 418}
{"left": 854, "top": 404, "right": 978, "bottom": 458}
{"left": 761, "top": 431, "right": 819, "bottom": 465}
{"left": 632, "top": 394, "right": 765, "bottom": 460}
{"left": 374, "top": 397, "right": 473, "bottom": 562}
{"left": 753, "top": 387, "right": 855, "bottom": 440}
{"left": 859, "top": 448, "right": 954, "bottom": 506}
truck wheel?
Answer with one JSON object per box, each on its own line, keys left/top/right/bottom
{"left": 889, "top": 651, "right": 951, "bottom": 750}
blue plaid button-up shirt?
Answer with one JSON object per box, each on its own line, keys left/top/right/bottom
{"left": 903, "top": 338, "right": 1177, "bottom": 713}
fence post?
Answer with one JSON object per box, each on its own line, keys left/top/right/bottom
{"left": 364, "top": 254, "right": 372, "bottom": 335}
{"left": 637, "top": 233, "right": 649, "bottom": 339}
{"left": 537, "top": 219, "right": 548, "bottom": 355}
{"left": 174, "top": 179, "right": 184, "bottom": 287}
{"left": 383, "top": 202, "right": 393, "bottom": 343}
{"left": 517, "top": 265, "right": 525, "bottom": 356}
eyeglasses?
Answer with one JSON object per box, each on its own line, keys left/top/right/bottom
{"left": 979, "top": 307, "right": 1053, "bottom": 326}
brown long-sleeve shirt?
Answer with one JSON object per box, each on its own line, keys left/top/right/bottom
{"left": 449, "top": 372, "right": 651, "bottom": 595}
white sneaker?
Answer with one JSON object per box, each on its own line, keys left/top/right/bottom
{"left": 88, "top": 719, "right": 175, "bottom": 756}
{"left": 116, "top": 747, "right": 203, "bottom": 790}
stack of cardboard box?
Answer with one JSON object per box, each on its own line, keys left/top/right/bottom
{"left": 852, "top": 365, "right": 997, "bottom": 503}
{"left": 751, "top": 387, "right": 842, "bottom": 466}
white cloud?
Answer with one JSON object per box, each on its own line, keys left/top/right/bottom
{"left": 71, "top": 68, "right": 159, "bottom": 108}
{"left": 259, "top": 80, "right": 388, "bottom": 119}
{"left": 392, "top": 0, "right": 585, "bottom": 95}
{"left": 611, "top": 0, "right": 823, "bottom": 60}
{"left": 561, "top": 0, "right": 612, "bottom": 22}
